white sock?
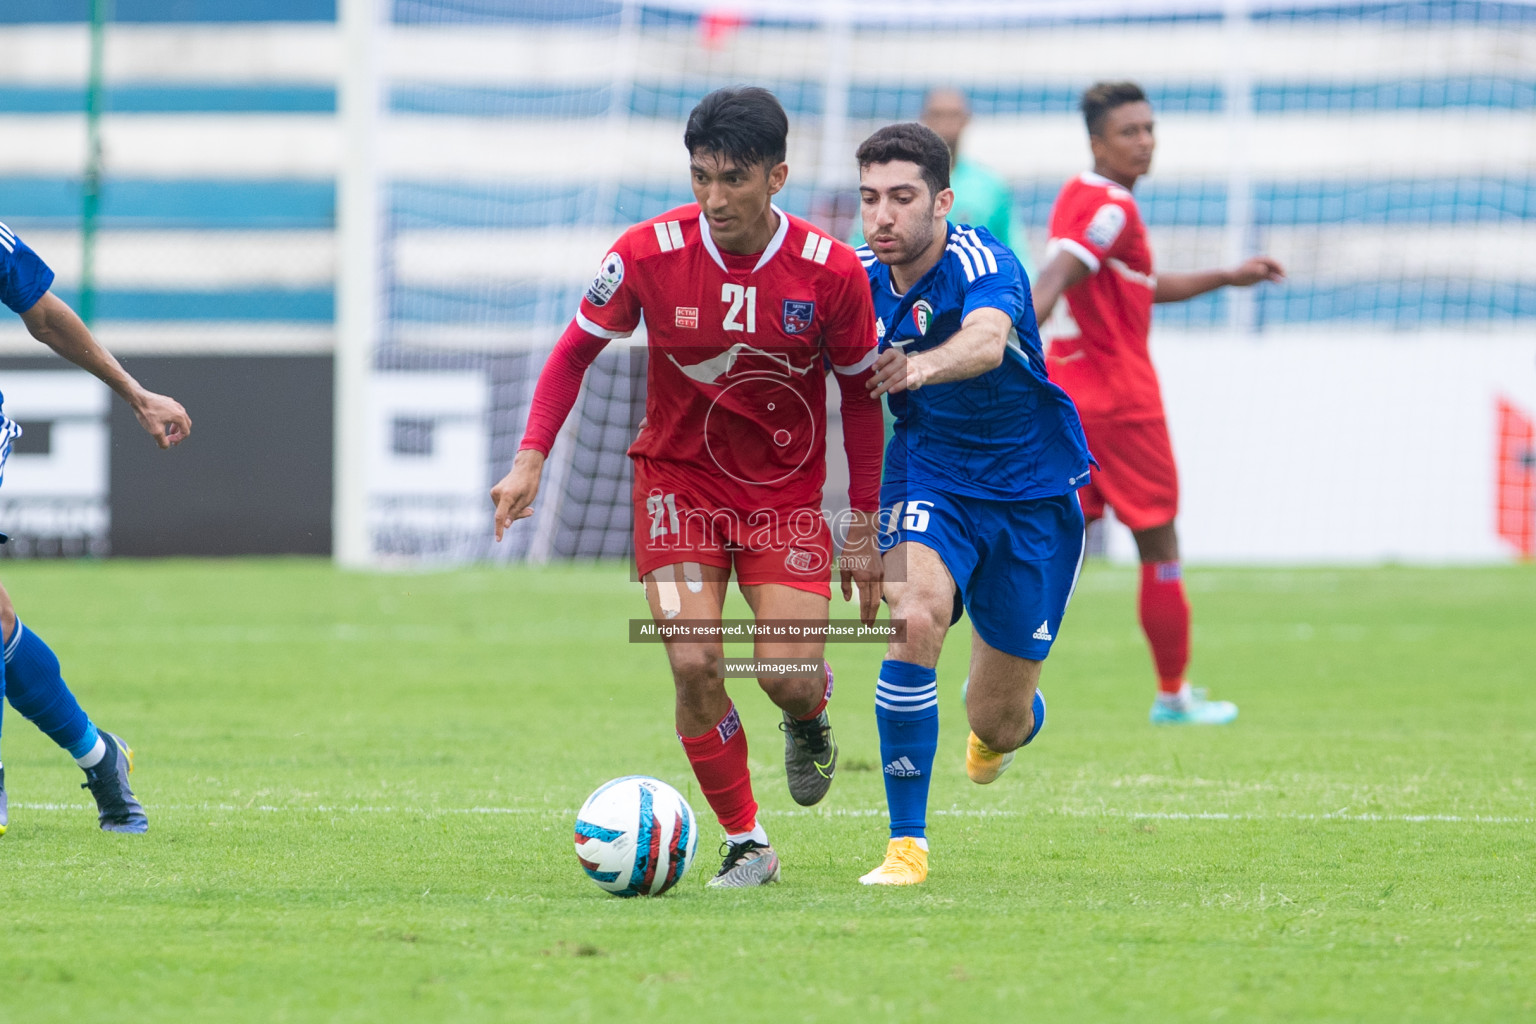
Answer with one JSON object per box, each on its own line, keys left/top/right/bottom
{"left": 1157, "top": 682, "right": 1193, "bottom": 706}
{"left": 75, "top": 736, "right": 107, "bottom": 769}
{"left": 726, "top": 822, "right": 769, "bottom": 847}
{"left": 896, "top": 836, "right": 929, "bottom": 851}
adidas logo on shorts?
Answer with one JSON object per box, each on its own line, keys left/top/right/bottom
{"left": 1033, "top": 621, "right": 1053, "bottom": 641}
{"left": 884, "top": 756, "right": 922, "bottom": 777}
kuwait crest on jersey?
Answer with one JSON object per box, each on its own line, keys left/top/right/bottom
{"left": 782, "top": 299, "right": 815, "bottom": 335}
{"left": 910, "top": 299, "right": 934, "bottom": 336}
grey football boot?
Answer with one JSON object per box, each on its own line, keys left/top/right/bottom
{"left": 81, "top": 732, "right": 148, "bottom": 833}
{"left": 705, "top": 840, "right": 782, "bottom": 888}
{"left": 779, "top": 663, "right": 838, "bottom": 806}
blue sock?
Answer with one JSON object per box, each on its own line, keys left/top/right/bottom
{"left": 876, "top": 659, "right": 939, "bottom": 841}
{"left": 1024, "top": 689, "right": 1046, "bottom": 746}
{"left": 4, "top": 620, "right": 97, "bottom": 759}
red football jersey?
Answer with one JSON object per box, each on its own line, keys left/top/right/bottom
{"left": 576, "top": 203, "right": 880, "bottom": 514}
{"left": 1043, "top": 172, "right": 1165, "bottom": 421}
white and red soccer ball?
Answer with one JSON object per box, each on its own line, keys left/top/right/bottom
{"left": 573, "top": 776, "right": 698, "bottom": 897}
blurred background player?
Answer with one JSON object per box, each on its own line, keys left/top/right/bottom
{"left": 852, "top": 88, "right": 1028, "bottom": 275}
{"left": 1032, "top": 81, "right": 1285, "bottom": 726}
{"left": 0, "top": 220, "right": 191, "bottom": 835}
{"left": 854, "top": 123, "right": 1092, "bottom": 885}
{"left": 490, "top": 88, "right": 885, "bottom": 888}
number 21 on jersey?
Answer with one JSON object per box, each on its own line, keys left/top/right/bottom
{"left": 647, "top": 492, "right": 681, "bottom": 539}
{"left": 722, "top": 284, "right": 756, "bottom": 333}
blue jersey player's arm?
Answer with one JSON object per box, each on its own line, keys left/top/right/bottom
{"left": 868, "top": 235, "right": 1028, "bottom": 398}
{"left": 2, "top": 224, "right": 191, "bottom": 448}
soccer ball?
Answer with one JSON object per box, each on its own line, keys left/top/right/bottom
{"left": 573, "top": 776, "right": 699, "bottom": 897}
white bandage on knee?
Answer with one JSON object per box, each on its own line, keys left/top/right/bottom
{"left": 650, "top": 564, "right": 683, "bottom": 619}
{"left": 682, "top": 561, "right": 704, "bottom": 594}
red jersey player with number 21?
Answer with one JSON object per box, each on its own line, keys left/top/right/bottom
{"left": 1033, "top": 81, "right": 1285, "bottom": 725}
{"left": 491, "top": 88, "right": 885, "bottom": 888}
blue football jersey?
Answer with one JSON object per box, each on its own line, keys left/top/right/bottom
{"left": 860, "top": 223, "right": 1092, "bottom": 501}
{"left": 0, "top": 221, "right": 54, "bottom": 316}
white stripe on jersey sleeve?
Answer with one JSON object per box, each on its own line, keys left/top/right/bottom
{"left": 831, "top": 347, "right": 879, "bottom": 375}
{"left": 666, "top": 220, "right": 684, "bottom": 250}
{"left": 575, "top": 310, "right": 633, "bottom": 339}
{"left": 1051, "top": 237, "right": 1102, "bottom": 274}
{"left": 653, "top": 221, "right": 672, "bottom": 251}
{"left": 962, "top": 229, "right": 999, "bottom": 273}
{"left": 954, "top": 235, "right": 984, "bottom": 276}
{"left": 955, "top": 232, "right": 994, "bottom": 277}
{"left": 947, "top": 242, "right": 977, "bottom": 282}
{"left": 801, "top": 233, "right": 820, "bottom": 259}
{"left": 813, "top": 236, "right": 832, "bottom": 265}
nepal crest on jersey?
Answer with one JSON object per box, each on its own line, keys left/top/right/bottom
{"left": 782, "top": 299, "right": 815, "bottom": 335}
{"left": 911, "top": 298, "right": 934, "bottom": 336}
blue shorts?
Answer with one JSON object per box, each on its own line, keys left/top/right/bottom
{"left": 879, "top": 484, "right": 1085, "bottom": 661}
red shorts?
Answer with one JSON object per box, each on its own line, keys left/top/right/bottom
{"left": 1076, "top": 416, "right": 1179, "bottom": 532}
{"left": 632, "top": 470, "right": 832, "bottom": 597}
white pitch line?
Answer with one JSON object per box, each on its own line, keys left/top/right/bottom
{"left": 10, "top": 802, "right": 1532, "bottom": 825}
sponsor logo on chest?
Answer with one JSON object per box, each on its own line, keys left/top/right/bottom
{"left": 675, "top": 306, "right": 699, "bottom": 329}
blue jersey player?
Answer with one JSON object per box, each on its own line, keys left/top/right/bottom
{"left": 0, "top": 220, "right": 191, "bottom": 835}
{"left": 852, "top": 124, "right": 1092, "bottom": 885}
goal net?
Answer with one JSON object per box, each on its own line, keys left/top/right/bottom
{"left": 338, "top": 0, "right": 1536, "bottom": 566}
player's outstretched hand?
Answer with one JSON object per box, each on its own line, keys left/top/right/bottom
{"left": 491, "top": 449, "right": 545, "bottom": 542}
{"left": 1230, "top": 256, "right": 1286, "bottom": 287}
{"left": 840, "top": 511, "right": 884, "bottom": 626}
{"left": 132, "top": 390, "right": 192, "bottom": 449}
{"left": 867, "top": 347, "right": 925, "bottom": 398}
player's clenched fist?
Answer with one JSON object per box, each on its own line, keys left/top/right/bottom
{"left": 491, "top": 448, "right": 545, "bottom": 542}
{"left": 131, "top": 389, "right": 192, "bottom": 449}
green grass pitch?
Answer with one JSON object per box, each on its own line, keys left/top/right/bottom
{"left": 0, "top": 558, "right": 1532, "bottom": 1022}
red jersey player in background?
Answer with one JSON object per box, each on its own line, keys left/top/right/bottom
{"left": 491, "top": 87, "right": 885, "bottom": 886}
{"left": 1032, "top": 81, "right": 1284, "bottom": 726}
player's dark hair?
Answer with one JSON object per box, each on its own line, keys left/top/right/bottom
{"left": 684, "top": 87, "right": 789, "bottom": 169}
{"left": 1082, "top": 81, "right": 1149, "bottom": 137}
{"left": 855, "top": 122, "right": 951, "bottom": 198}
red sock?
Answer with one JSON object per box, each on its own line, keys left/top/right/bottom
{"left": 795, "top": 662, "right": 834, "bottom": 721}
{"left": 1139, "top": 561, "right": 1191, "bottom": 695}
{"left": 679, "top": 703, "right": 758, "bottom": 834}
